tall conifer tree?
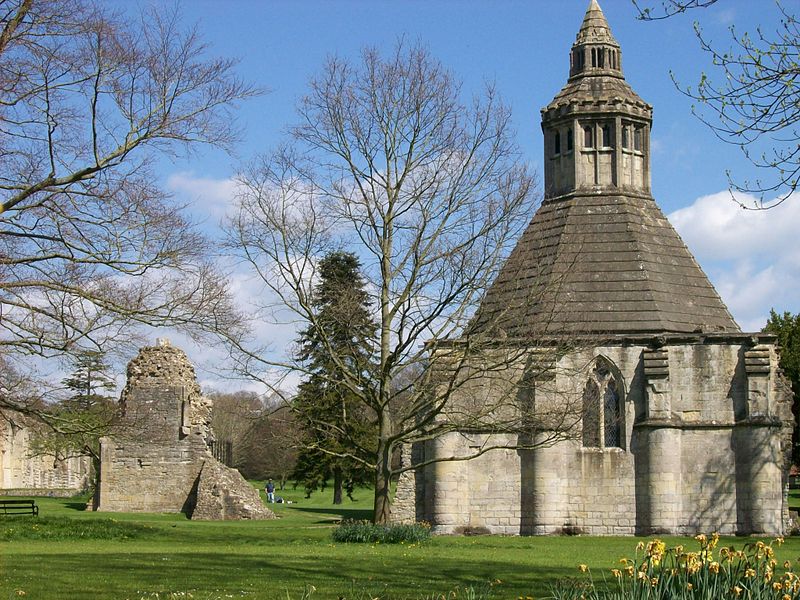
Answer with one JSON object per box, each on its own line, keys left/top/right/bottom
{"left": 292, "top": 252, "right": 377, "bottom": 504}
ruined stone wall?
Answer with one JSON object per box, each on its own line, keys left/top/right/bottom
{"left": 405, "top": 335, "right": 791, "bottom": 536}
{"left": 96, "top": 384, "right": 208, "bottom": 513}
{"left": 0, "top": 414, "right": 92, "bottom": 494}
{"left": 95, "top": 340, "right": 274, "bottom": 520}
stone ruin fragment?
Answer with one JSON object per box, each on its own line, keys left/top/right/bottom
{"left": 93, "top": 339, "right": 275, "bottom": 520}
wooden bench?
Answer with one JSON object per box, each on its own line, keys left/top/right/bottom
{"left": 0, "top": 499, "right": 38, "bottom": 516}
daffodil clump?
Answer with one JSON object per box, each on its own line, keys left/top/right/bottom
{"left": 549, "top": 534, "right": 797, "bottom": 599}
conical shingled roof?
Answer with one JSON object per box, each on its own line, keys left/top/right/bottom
{"left": 473, "top": 194, "right": 739, "bottom": 337}
{"left": 471, "top": 1, "right": 739, "bottom": 338}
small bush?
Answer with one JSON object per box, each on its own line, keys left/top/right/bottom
{"left": 0, "top": 516, "right": 154, "bottom": 541}
{"left": 547, "top": 533, "right": 796, "bottom": 600}
{"left": 331, "top": 519, "right": 431, "bottom": 544}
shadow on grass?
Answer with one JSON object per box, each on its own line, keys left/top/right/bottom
{"left": 63, "top": 501, "right": 89, "bottom": 511}
{"left": 289, "top": 506, "right": 373, "bottom": 522}
{"left": 3, "top": 548, "right": 576, "bottom": 600}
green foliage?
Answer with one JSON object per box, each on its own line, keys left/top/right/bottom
{"left": 62, "top": 351, "right": 117, "bottom": 407}
{"left": 292, "top": 251, "right": 378, "bottom": 503}
{"left": 331, "top": 519, "right": 431, "bottom": 544}
{"left": 0, "top": 516, "right": 153, "bottom": 541}
{"left": 27, "top": 350, "right": 117, "bottom": 485}
{"left": 765, "top": 310, "right": 800, "bottom": 386}
{"left": 764, "top": 309, "right": 800, "bottom": 463}
{"left": 547, "top": 534, "right": 793, "bottom": 600}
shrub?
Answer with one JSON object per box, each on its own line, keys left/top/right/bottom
{"left": 331, "top": 519, "right": 431, "bottom": 544}
{"left": 547, "top": 533, "right": 796, "bottom": 600}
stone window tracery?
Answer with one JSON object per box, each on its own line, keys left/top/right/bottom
{"left": 582, "top": 358, "right": 623, "bottom": 450}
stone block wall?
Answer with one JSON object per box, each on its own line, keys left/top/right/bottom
{"left": 401, "top": 334, "right": 792, "bottom": 536}
{"left": 96, "top": 384, "right": 209, "bottom": 513}
{"left": 0, "top": 413, "right": 92, "bottom": 494}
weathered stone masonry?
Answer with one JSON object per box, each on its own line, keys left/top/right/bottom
{"left": 392, "top": 0, "right": 793, "bottom": 536}
{"left": 0, "top": 414, "right": 92, "bottom": 495}
{"left": 94, "top": 339, "right": 274, "bottom": 520}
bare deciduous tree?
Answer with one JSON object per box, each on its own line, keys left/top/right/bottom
{"left": 632, "top": 0, "right": 719, "bottom": 20}
{"left": 208, "top": 389, "right": 265, "bottom": 468}
{"left": 223, "top": 43, "right": 590, "bottom": 523}
{"left": 238, "top": 406, "right": 299, "bottom": 490}
{"left": 0, "top": 0, "right": 253, "bottom": 403}
{"left": 634, "top": 0, "right": 800, "bottom": 208}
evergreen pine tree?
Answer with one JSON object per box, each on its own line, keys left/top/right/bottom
{"left": 62, "top": 351, "right": 117, "bottom": 409}
{"left": 292, "top": 252, "right": 377, "bottom": 504}
{"left": 29, "top": 351, "right": 118, "bottom": 486}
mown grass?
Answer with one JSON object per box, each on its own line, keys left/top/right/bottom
{"left": 1, "top": 484, "right": 799, "bottom": 599}
{"left": 789, "top": 488, "right": 800, "bottom": 510}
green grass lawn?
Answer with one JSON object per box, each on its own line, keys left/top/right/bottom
{"left": 2, "top": 485, "right": 798, "bottom": 600}
{"left": 789, "top": 488, "right": 800, "bottom": 510}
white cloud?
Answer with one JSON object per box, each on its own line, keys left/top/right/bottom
{"left": 166, "top": 171, "right": 241, "bottom": 225}
{"left": 668, "top": 191, "right": 800, "bottom": 331}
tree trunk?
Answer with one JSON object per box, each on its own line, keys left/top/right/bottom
{"left": 373, "top": 439, "right": 393, "bottom": 524}
{"left": 333, "top": 467, "right": 343, "bottom": 505}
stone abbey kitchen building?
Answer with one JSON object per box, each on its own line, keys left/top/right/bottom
{"left": 392, "top": 0, "right": 793, "bottom": 536}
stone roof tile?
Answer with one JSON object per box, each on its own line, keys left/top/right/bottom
{"left": 471, "top": 194, "right": 740, "bottom": 337}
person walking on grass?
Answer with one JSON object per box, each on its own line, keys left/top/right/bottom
{"left": 266, "top": 479, "right": 275, "bottom": 503}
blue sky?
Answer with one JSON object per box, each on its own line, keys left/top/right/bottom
{"left": 125, "top": 0, "right": 798, "bottom": 388}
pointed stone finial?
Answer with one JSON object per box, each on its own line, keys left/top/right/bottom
{"left": 576, "top": 0, "right": 618, "bottom": 46}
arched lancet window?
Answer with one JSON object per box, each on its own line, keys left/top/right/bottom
{"left": 582, "top": 358, "right": 624, "bottom": 449}
{"left": 598, "top": 48, "right": 605, "bottom": 68}
{"left": 602, "top": 124, "right": 612, "bottom": 148}
{"left": 634, "top": 126, "right": 643, "bottom": 152}
{"left": 582, "top": 380, "right": 600, "bottom": 447}
{"left": 604, "top": 380, "right": 621, "bottom": 447}
{"left": 554, "top": 131, "right": 561, "bottom": 155}
{"left": 591, "top": 48, "right": 597, "bottom": 67}
{"left": 621, "top": 125, "right": 630, "bottom": 149}
{"left": 567, "top": 128, "right": 573, "bottom": 151}
{"left": 573, "top": 50, "right": 583, "bottom": 72}
{"left": 584, "top": 126, "right": 593, "bottom": 148}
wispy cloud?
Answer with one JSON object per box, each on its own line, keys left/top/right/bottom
{"left": 167, "top": 171, "right": 241, "bottom": 227}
